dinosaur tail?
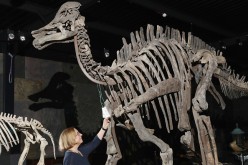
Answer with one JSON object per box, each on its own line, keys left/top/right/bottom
{"left": 214, "top": 63, "right": 248, "bottom": 99}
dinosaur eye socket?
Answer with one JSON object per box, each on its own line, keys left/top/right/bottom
{"left": 61, "top": 10, "right": 67, "bottom": 16}
{"left": 68, "top": 9, "right": 73, "bottom": 14}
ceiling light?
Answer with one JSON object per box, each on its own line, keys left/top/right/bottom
{"left": 104, "top": 48, "right": 110, "bottom": 57}
{"left": 18, "top": 31, "right": 26, "bottom": 42}
{"left": 221, "top": 45, "right": 226, "bottom": 50}
{"left": 8, "top": 33, "right": 15, "bottom": 40}
{"left": 162, "top": 13, "right": 167, "bottom": 17}
{"left": 7, "top": 30, "right": 15, "bottom": 40}
{"left": 20, "top": 35, "right": 25, "bottom": 42}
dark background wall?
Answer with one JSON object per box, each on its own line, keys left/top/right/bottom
{"left": 14, "top": 56, "right": 103, "bottom": 160}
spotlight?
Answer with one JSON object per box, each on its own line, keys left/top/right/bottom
{"left": 20, "top": 35, "right": 25, "bottom": 42}
{"left": 18, "top": 31, "right": 26, "bottom": 42}
{"left": 162, "top": 13, "right": 167, "bottom": 17}
{"left": 104, "top": 48, "right": 110, "bottom": 57}
{"left": 8, "top": 33, "right": 15, "bottom": 40}
{"left": 7, "top": 29, "right": 15, "bottom": 40}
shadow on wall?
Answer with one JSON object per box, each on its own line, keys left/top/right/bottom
{"left": 27, "top": 72, "right": 78, "bottom": 127}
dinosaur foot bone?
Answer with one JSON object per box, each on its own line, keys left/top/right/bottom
{"left": 160, "top": 149, "right": 173, "bottom": 165}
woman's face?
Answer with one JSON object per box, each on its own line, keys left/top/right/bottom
{"left": 74, "top": 129, "right": 83, "bottom": 145}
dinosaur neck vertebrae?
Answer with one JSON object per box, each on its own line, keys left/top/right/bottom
{"left": 75, "top": 24, "right": 112, "bottom": 85}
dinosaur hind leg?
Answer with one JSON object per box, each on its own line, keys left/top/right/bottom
{"left": 127, "top": 112, "right": 173, "bottom": 165}
{"left": 105, "top": 119, "right": 122, "bottom": 165}
{"left": 37, "top": 138, "right": 48, "bottom": 165}
{"left": 193, "top": 110, "right": 218, "bottom": 165}
{"left": 18, "top": 139, "right": 31, "bottom": 165}
{"left": 31, "top": 124, "right": 48, "bottom": 165}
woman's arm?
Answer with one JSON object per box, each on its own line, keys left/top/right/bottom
{"left": 97, "top": 118, "right": 110, "bottom": 140}
{"left": 80, "top": 118, "right": 111, "bottom": 154}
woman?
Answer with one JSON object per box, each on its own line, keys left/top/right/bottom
{"left": 59, "top": 118, "right": 110, "bottom": 165}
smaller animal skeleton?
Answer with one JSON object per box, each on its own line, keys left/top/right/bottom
{"left": 0, "top": 112, "right": 56, "bottom": 165}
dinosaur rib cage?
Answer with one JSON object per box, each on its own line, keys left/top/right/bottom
{"left": 103, "top": 24, "right": 215, "bottom": 133}
{"left": 0, "top": 115, "right": 19, "bottom": 152}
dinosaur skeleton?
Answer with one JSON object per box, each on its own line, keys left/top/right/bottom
{"left": 31, "top": 2, "right": 248, "bottom": 165}
{"left": 0, "top": 112, "right": 56, "bottom": 165}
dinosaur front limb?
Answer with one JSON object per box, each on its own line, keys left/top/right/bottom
{"left": 31, "top": 124, "right": 48, "bottom": 165}
{"left": 18, "top": 131, "right": 35, "bottom": 165}
{"left": 192, "top": 49, "right": 218, "bottom": 112}
{"left": 192, "top": 110, "right": 219, "bottom": 165}
{"left": 180, "top": 131, "right": 195, "bottom": 152}
{"left": 37, "top": 138, "right": 48, "bottom": 165}
{"left": 18, "top": 139, "right": 31, "bottom": 165}
{"left": 104, "top": 118, "right": 122, "bottom": 165}
{"left": 127, "top": 112, "right": 173, "bottom": 165}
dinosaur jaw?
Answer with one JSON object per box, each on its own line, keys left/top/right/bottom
{"left": 32, "top": 27, "right": 76, "bottom": 50}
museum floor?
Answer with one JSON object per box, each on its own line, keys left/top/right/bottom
{"left": 25, "top": 152, "right": 245, "bottom": 165}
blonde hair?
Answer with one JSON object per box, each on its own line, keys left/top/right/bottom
{"left": 59, "top": 127, "right": 76, "bottom": 151}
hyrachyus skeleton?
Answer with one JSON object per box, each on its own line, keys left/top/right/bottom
{"left": 0, "top": 112, "right": 56, "bottom": 165}
{"left": 31, "top": 2, "right": 248, "bottom": 165}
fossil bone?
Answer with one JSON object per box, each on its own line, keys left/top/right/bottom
{"left": 0, "top": 112, "right": 56, "bottom": 165}
{"left": 32, "top": 2, "right": 248, "bottom": 165}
